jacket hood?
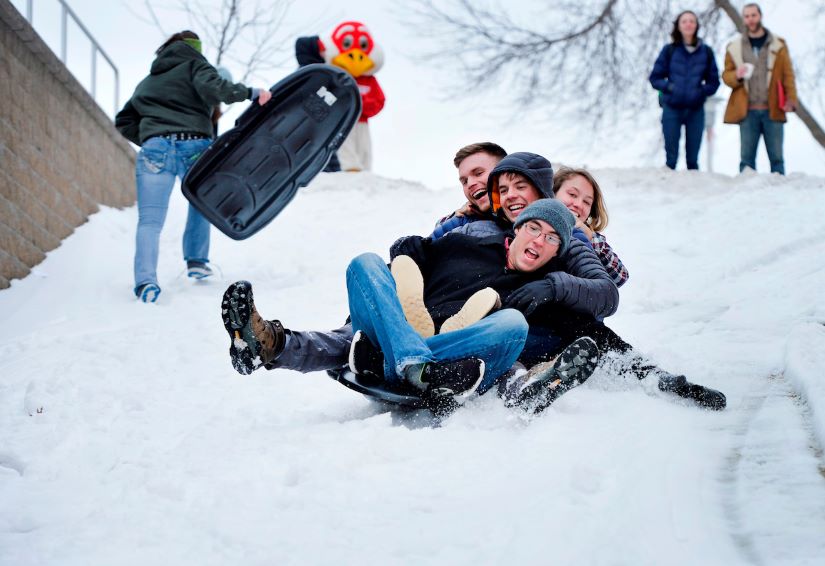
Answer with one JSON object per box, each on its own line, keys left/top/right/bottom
{"left": 151, "top": 41, "right": 205, "bottom": 75}
{"left": 486, "top": 152, "right": 554, "bottom": 216}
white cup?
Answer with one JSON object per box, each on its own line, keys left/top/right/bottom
{"left": 742, "top": 63, "right": 755, "bottom": 80}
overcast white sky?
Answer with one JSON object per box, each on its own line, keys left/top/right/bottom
{"left": 11, "top": 0, "right": 825, "bottom": 190}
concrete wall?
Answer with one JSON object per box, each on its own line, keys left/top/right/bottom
{"left": 0, "top": 0, "right": 135, "bottom": 289}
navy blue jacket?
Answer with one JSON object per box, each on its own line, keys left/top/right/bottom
{"left": 649, "top": 41, "right": 720, "bottom": 109}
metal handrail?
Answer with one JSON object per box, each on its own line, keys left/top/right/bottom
{"left": 21, "top": 0, "right": 120, "bottom": 116}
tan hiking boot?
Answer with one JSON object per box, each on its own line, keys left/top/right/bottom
{"left": 222, "top": 281, "right": 286, "bottom": 374}
{"left": 439, "top": 287, "right": 501, "bottom": 334}
{"left": 391, "top": 255, "right": 435, "bottom": 338}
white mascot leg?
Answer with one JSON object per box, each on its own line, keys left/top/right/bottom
{"left": 338, "top": 122, "right": 371, "bottom": 171}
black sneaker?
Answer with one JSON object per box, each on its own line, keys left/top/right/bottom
{"left": 221, "top": 281, "right": 285, "bottom": 375}
{"left": 419, "top": 358, "right": 485, "bottom": 401}
{"left": 348, "top": 331, "right": 385, "bottom": 384}
{"left": 504, "top": 337, "right": 600, "bottom": 413}
{"left": 658, "top": 373, "right": 727, "bottom": 410}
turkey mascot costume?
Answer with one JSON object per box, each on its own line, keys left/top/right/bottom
{"left": 295, "top": 21, "right": 385, "bottom": 172}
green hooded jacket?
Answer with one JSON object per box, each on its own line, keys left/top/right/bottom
{"left": 115, "top": 41, "right": 253, "bottom": 145}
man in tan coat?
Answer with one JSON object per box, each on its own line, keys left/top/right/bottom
{"left": 722, "top": 3, "right": 797, "bottom": 175}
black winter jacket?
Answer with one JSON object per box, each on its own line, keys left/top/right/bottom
{"left": 390, "top": 232, "right": 619, "bottom": 330}
{"left": 116, "top": 42, "right": 252, "bottom": 145}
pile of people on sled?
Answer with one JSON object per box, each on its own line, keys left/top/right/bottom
{"left": 113, "top": 2, "right": 804, "bottom": 415}
{"left": 221, "top": 142, "right": 727, "bottom": 416}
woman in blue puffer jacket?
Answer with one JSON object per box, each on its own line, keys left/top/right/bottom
{"left": 649, "top": 10, "right": 720, "bottom": 170}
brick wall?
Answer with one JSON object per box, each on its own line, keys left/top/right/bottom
{"left": 0, "top": 0, "right": 135, "bottom": 289}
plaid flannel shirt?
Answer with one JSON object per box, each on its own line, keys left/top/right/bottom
{"left": 591, "top": 232, "right": 629, "bottom": 288}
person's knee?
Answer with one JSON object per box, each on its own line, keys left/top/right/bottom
{"left": 348, "top": 252, "right": 383, "bottom": 273}
{"left": 497, "top": 308, "right": 529, "bottom": 339}
{"left": 137, "top": 214, "right": 166, "bottom": 229}
{"left": 346, "top": 253, "right": 385, "bottom": 288}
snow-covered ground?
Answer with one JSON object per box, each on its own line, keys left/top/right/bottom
{"left": 2, "top": 169, "right": 825, "bottom": 565}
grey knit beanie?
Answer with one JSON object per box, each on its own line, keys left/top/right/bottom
{"left": 513, "top": 199, "right": 576, "bottom": 255}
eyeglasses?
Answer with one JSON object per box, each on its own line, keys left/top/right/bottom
{"left": 523, "top": 222, "right": 562, "bottom": 245}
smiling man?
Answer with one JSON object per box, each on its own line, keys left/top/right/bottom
{"left": 429, "top": 142, "right": 506, "bottom": 239}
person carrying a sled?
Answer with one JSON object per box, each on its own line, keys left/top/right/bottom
{"left": 115, "top": 30, "right": 272, "bottom": 303}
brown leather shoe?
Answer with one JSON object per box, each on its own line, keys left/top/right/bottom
{"left": 222, "top": 281, "right": 285, "bottom": 375}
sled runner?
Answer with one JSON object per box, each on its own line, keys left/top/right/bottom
{"left": 182, "top": 64, "right": 361, "bottom": 240}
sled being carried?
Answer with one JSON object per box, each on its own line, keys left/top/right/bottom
{"left": 182, "top": 64, "right": 362, "bottom": 240}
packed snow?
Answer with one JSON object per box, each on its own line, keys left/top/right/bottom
{"left": 1, "top": 169, "right": 825, "bottom": 565}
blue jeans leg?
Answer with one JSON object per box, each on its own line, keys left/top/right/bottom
{"left": 134, "top": 137, "right": 175, "bottom": 291}
{"left": 762, "top": 115, "right": 785, "bottom": 174}
{"left": 739, "top": 110, "right": 762, "bottom": 172}
{"left": 175, "top": 139, "right": 213, "bottom": 263}
{"left": 346, "top": 253, "right": 529, "bottom": 394}
{"left": 684, "top": 107, "right": 705, "bottom": 170}
{"left": 346, "top": 253, "right": 434, "bottom": 386}
{"left": 424, "top": 309, "right": 528, "bottom": 394}
{"left": 182, "top": 205, "right": 211, "bottom": 263}
{"left": 661, "top": 105, "right": 681, "bottom": 169}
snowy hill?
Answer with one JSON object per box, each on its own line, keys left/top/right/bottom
{"left": 2, "top": 169, "right": 825, "bottom": 565}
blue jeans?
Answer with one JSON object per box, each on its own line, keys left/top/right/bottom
{"left": 739, "top": 110, "right": 785, "bottom": 174}
{"left": 134, "top": 136, "right": 213, "bottom": 292}
{"left": 661, "top": 104, "right": 705, "bottom": 170}
{"left": 346, "top": 253, "right": 529, "bottom": 394}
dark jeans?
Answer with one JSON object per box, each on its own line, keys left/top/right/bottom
{"left": 266, "top": 324, "right": 353, "bottom": 373}
{"left": 739, "top": 110, "right": 785, "bottom": 175}
{"left": 520, "top": 317, "right": 633, "bottom": 369}
{"left": 661, "top": 104, "right": 705, "bottom": 170}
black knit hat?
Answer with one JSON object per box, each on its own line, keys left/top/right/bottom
{"left": 513, "top": 199, "right": 576, "bottom": 255}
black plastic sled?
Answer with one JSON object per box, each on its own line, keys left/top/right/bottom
{"left": 182, "top": 64, "right": 361, "bottom": 240}
{"left": 327, "top": 368, "right": 427, "bottom": 408}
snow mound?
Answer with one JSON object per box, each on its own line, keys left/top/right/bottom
{"left": 2, "top": 168, "right": 825, "bottom": 565}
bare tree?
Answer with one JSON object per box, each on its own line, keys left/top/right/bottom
{"left": 406, "top": 0, "right": 825, "bottom": 150}
{"left": 133, "top": 0, "right": 297, "bottom": 84}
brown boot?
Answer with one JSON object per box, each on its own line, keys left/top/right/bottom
{"left": 440, "top": 287, "right": 501, "bottom": 334}
{"left": 222, "top": 281, "right": 285, "bottom": 375}
{"left": 390, "top": 255, "right": 435, "bottom": 338}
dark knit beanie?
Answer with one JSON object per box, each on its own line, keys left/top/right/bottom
{"left": 513, "top": 199, "right": 576, "bottom": 255}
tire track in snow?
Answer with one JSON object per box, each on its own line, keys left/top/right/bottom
{"left": 721, "top": 373, "right": 825, "bottom": 565}
{"left": 720, "top": 386, "right": 767, "bottom": 565}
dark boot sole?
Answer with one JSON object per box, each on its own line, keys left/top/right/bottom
{"left": 517, "top": 337, "right": 600, "bottom": 413}
{"left": 221, "top": 281, "right": 261, "bottom": 375}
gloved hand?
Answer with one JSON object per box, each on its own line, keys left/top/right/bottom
{"left": 504, "top": 280, "right": 555, "bottom": 316}
{"left": 390, "top": 235, "right": 430, "bottom": 262}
